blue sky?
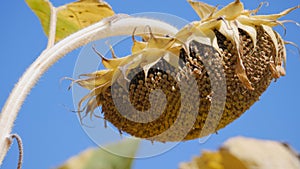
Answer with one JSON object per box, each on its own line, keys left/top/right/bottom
{"left": 1, "top": 0, "right": 299, "bottom": 168}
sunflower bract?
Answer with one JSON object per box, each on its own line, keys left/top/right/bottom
{"left": 74, "top": 0, "right": 298, "bottom": 142}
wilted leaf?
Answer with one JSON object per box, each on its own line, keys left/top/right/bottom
{"left": 179, "top": 151, "right": 224, "bottom": 169}
{"left": 25, "top": 0, "right": 52, "bottom": 37}
{"left": 179, "top": 137, "right": 300, "bottom": 169}
{"left": 25, "top": 0, "right": 115, "bottom": 42}
{"left": 56, "top": 139, "right": 140, "bottom": 169}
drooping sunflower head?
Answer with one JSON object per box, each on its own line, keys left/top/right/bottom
{"left": 73, "top": 0, "right": 299, "bottom": 142}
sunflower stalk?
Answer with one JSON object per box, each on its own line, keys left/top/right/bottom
{"left": 0, "top": 13, "right": 178, "bottom": 166}
{"left": 46, "top": 2, "right": 58, "bottom": 49}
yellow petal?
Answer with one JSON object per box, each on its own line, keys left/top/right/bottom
{"left": 236, "top": 56, "right": 254, "bottom": 90}
{"left": 168, "top": 42, "right": 184, "bottom": 56}
{"left": 141, "top": 57, "right": 162, "bottom": 78}
{"left": 269, "top": 63, "right": 281, "bottom": 79}
{"left": 217, "top": 20, "right": 235, "bottom": 43}
{"left": 147, "top": 35, "right": 176, "bottom": 50}
{"left": 223, "top": 21, "right": 254, "bottom": 90}
{"left": 80, "top": 69, "right": 111, "bottom": 77}
{"left": 275, "top": 32, "right": 287, "bottom": 69}
{"left": 85, "top": 98, "right": 99, "bottom": 119}
{"left": 180, "top": 20, "right": 220, "bottom": 51}
{"left": 235, "top": 19, "right": 257, "bottom": 49}
{"left": 187, "top": 0, "right": 217, "bottom": 20}
{"left": 131, "top": 29, "right": 147, "bottom": 54}
{"left": 262, "top": 25, "right": 279, "bottom": 60}
{"left": 240, "top": 2, "right": 267, "bottom": 16}
{"left": 76, "top": 70, "right": 114, "bottom": 89}
{"left": 102, "top": 57, "right": 130, "bottom": 70}
{"left": 93, "top": 46, "right": 130, "bottom": 69}
{"left": 132, "top": 40, "right": 147, "bottom": 54}
{"left": 237, "top": 16, "right": 279, "bottom": 27}
{"left": 163, "top": 52, "right": 180, "bottom": 69}
{"left": 213, "top": 0, "right": 244, "bottom": 20}
{"left": 252, "top": 5, "right": 300, "bottom": 21}
{"left": 218, "top": 20, "right": 248, "bottom": 77}
{"left": 202, "top": 29, "right": 221, "bottom": 54}
{"left": 276, "top": 65, "right": 286, "bottom": 76}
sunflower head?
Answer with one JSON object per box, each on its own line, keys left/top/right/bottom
{"left": 73, "top": 0, "right": 299, "bottom": 142}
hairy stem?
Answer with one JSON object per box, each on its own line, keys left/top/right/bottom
{"left": 46, "top": 4, "right": 57, "bottom": 49}
{"left": 0, "top": 15, "right": 178, "bottom": 165}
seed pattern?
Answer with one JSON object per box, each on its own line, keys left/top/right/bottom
{"left": 99, "top": 26, "right": 280, "bottom": 141}
{"left": 73, "top": 1, "right": 298, "bottom": 142}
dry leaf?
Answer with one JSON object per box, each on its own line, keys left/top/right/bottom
{"left": 26, "top": 0, "right": 115, "bottom": 42}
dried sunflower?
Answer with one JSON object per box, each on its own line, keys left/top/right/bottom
{"left": 73, "top": 0, "right": 299, "bottom": 142}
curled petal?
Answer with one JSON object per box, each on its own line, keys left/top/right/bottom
{"left": 252, "top": 5, "right": 300, "bottom": 20}
{"left": 236, "top": 56, "right": 254, "bottom": 90}
{"left": 213, "top": 0, "right": 244, "bottom": 20}
{"left": 187, "top": 0, "right": 217, "bottom": 20}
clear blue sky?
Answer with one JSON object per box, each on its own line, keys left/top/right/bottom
{"left": 1, "top": 0, "right": 299, "bottom": 168}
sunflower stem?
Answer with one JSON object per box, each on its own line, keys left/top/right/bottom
{"left": 46, "top": 3, "right": 57, "bottom": 49}
{"left": 0, "top": 15, "right": 178, "bottom": 166}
